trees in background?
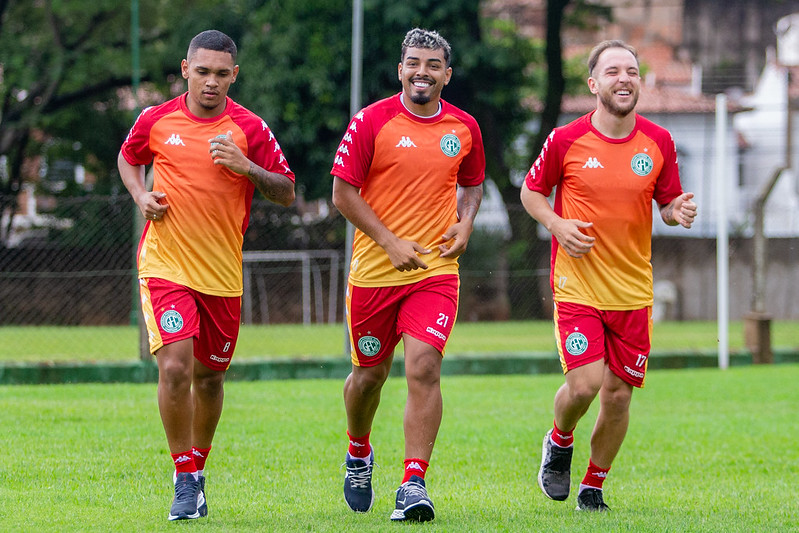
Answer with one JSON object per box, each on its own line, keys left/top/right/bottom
{"left": 0, "top": 0, "right": 552, "bottom": 205}
{"left": 238, "top": 0, "right": 542, "bottom": 201}
{"left": 0, "top": 0, "right": 602, "bottom": 318}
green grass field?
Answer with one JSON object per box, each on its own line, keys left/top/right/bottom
{"left": 0, "top": 365, "right": 796, "bottom": 531}
{"left": 1, "top": 320, "right": 797, "bottom": 362}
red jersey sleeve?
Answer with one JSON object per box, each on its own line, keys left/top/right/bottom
{"left": 525, "top": 127, "right": 566, "bottom": 197}
{"left": 443, "top": 103, "right": 485, "bottom": 187}
{"left": 640, "top": 119, "right": 682, "bottom": 205}
{"left": 120, "top": 103, "right": 179, "bottom": 167}
{"left": 330, "top": 100, "right": 390, "bottom": 188}
{"left": 228, "top": 102, "right": 295, "bottom": 182}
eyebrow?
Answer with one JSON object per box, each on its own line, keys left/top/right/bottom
{"left": 194, "top": 65, "right": 233, "bottom": 74}
{"left": 404, "top": 55, "right": 443, "bottom": 64}
{"left": 602, "top": 64, "right": 638, "bottom": 72}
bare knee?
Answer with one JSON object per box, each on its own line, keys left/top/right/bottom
{"left": 405, "top": 357, "right": 440, "bottom": 389}
{"left": 600, "top": 382, "right": 633, "bottom": 414}
{"left": 348, "top": 365, "right": 390, "bottom": 396}
{"left": 565, "top": 380, "right": 601, "bottom": 405}
{"left": 158, "top": 357, "right": 192, "bottom": 394}
{"left": 193, "top": 369, "right": 225, "bottom": 400}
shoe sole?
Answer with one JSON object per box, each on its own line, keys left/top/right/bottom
{"left": 538, "top": 432, "right": 569, "bottom": 501}
{"left": 576, "top": 504, "right": 610, "bottom": 512}
{"left": 390, "top": 501, "right": 434, "bottom": 522}
{"left": 168, "top": 511, "right": 201, "bottom": 521}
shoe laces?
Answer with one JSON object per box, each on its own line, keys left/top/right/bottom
{"left": 175, "top": 475, "right": 198, "bottom": 502}
{"left": 400, "top": 480, "right": 428, "bottom": 501}
{"left": 344, "top": 461, "right": 374, "bottom": 490}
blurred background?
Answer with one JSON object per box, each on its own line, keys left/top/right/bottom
{"left": 1, "top": 0, "right": 797, "bottom": 359}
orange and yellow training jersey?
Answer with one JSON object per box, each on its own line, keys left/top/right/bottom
{"left": 331, "top": 93, "right": 485, "bottom": 287}
{"left": 120, "top": 93, "right": 295, "bottom": 297}
{"left": 525, "top": 111, "right": 683, "bottom": 310}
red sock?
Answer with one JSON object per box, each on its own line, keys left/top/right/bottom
{"left": 192, "top": 446, "right": 212, "bottom": 472}
{"left": 347, "top": 430, "right": 372, "bottom": 459}
{"left": 171, "top": 450, "right": 197, "bottom": 474}
{"left": 581, "top": 459, "right": 610, "bottom": 490}
{"left": 402, "top": 458, "right": 429, "bottom": 483}
{"left": 551, "top": 420, "right": 574, "bottom": 448}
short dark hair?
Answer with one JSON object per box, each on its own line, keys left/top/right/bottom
{"left": 401, "top": 28, "right": 452, "bottom": 67}
{"left": 187, "top": 30, "right": 237, "bottom": 62}
{"left": 587, "top": 40, "right": 638, "bottom": 77}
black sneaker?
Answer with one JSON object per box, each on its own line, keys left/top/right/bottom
{"left": 389, "top": 475, "right": 435, "bottom": 522}
{"left": 576, "top": 488, "right": 610, "bottom": 511}
{"left": 538, "top": 429, "right": 573, "bottom": 501}
{"left": 343, "top": 450, "right": 375, "bottom": 512}
{"left": 168, "top": 472, "right": 200, "bottom": 521}
{"left": 197, "top": 475, "right": 207, "bottom": 517}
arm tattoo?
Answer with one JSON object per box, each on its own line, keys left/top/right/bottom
{"left": 458, "top": 185, "right": 483, "bottom": 223}
{"left": 247, "top": 161, "right": 293, "bottom": 206}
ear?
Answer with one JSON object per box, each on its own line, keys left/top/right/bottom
{"left": 587, "top": 77, "right": 598, "bottom": 94}
{"left": 397, "top": 62, "right": 403, "bottom": 82}
{"left": 443, "top": 66, "right": 453, "bottom": 86}
{"left": 181, "top": 59, "right": 189, "bottom": 79}
{"left": 231, "top": 65, "right": 240, "bottom": 84}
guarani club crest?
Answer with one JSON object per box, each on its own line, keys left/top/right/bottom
{"left": 440, "top": 133, "right": 461, "bottom": 157}
{"left": 565, "top": 331, "right": 588, "bottom": 356}
{"left": 358, "top": 335, "right": 381, "bottom": 357}
{"left": 630, "top": 152, "right": 654, "bottom": 176}
{"left": 160, "top": 309, "right": 184, "bottom": 333}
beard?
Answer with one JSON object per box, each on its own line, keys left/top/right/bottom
{"left": 599, "top": 90, "right": 639, "bottom": 117}
{"left": 409, "top": 92, "right": 432, "bottom": 105}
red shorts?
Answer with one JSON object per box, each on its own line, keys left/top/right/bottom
{"left": 140, "top": 278, "right": 241, "bottom": 371}
{"left": 553, "top": 301, "right": 652, "bottom": 387}
{"left": 346, "top": 274, "right": 459, "bottom": 367}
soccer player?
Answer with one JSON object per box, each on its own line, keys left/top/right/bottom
{"left": 117, "top": 30, "right": 295, "bottom": 520}
{"left": 331, "top": 28, "right": 485, "bottom": 522}
{"left": 520, "top": 40, "right": 697, "bottom": 511}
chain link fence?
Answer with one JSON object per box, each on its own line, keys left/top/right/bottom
{"left": 1, "top": 191, "right": 798, "bottom": 360}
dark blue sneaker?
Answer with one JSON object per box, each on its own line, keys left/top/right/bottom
{"left": 343, "top": 450, "right": 375, "bottom": 512}
{"left": 390, "top": 475, "right": 435, "bottom": 522}
{"left": 168, "top": 472, "right": 200, "bottom": 521}
{"left": 197, "top": 475, "right": 207, "bottom": 517}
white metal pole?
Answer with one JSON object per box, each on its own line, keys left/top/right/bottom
{"left": 715, "top": 93, "right": 729, "bottom": 369}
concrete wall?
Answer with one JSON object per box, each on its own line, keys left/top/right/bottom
{"left": 652, "top": 237, "right": 799, "bottom": 320}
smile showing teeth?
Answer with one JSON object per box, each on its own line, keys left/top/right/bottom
{"left": 413, "top": 80, "right": 431, "bottom": 88}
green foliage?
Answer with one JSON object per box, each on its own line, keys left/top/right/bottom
{"left": 237, "top": 0, "right": 543, "bottom": 200}
{"left": 0, "top": 0, "right": 253, "bottom": 199}
{"left": 238, "top": 1, "right": 354, "bottom": 201}
{"left": 2, "top": 1, "right": 549, "bottom": 206}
